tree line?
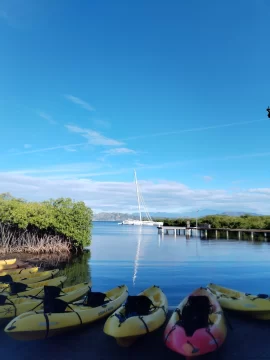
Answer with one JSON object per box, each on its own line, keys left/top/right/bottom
{"left": 0, "top": 193, "right": 92, "bottom": 254}
{"left": 153, "top": 214, "right": 270, "bottom": 229}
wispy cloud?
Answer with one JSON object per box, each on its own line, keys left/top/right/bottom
{"left": 124, "top": 119, "right": 266, "bottom": 140}
{"left": 202, "top": 175, "right": 213, "bottom": 182}
{"left": 66, "top": 125, "right": 123, "bottom": 146}
{"left": 63, "top": 146, "right": 77, "bottom": 152}
{"left": 137, "top": 151, "right": 270, "bottom": 171}
{"left": 103, "top": 148, "right": 136, "bottom": 156}
{"left": 64, "top": 95, "right": 95, "bottom": 112}
{"left": 11, "top": 143, "right": 86, "bottom": 155}
{"left": 24, "top": 144, "right": 32, "bottom": 149}
{"left": 37, "top": 111, "right": 57, "bottom": 125}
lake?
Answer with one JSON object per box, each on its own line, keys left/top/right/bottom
{"left": 61, "top": 221, "right": 270, "bottom": 306}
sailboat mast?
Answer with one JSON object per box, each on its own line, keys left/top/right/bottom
{"left": 134, "top": 170, "right": 142, "bottom": 223}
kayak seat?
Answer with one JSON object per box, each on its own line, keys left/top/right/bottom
{"left": 44, "top": 286, "right": 62, "bottom": 299}
{"left": 9, "top": 282, "right": 28, "bottom": 294}
{"left": 245, "top": 293, "right": 269, "bottom": 299}
{"left": 0, "top": 275, "right": 13, "bottom": 283}
{"left": 257, "top": 294, "right": 269, "bottom": 299}
{"left": 0, "top": 295, "right": 7, "bottom": 305}
{"left": 83, "top": 291, "right": 107, "bottom": 308}
{"left": 44, "top": 298, "right": 68, "bottom": 313}
{"left": 179, "top": 295, "right": 212, "bottom": 336}
{"left": 125, "top": 295, "right": 154, "bottom": 317}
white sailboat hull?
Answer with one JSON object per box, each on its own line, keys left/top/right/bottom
{"left": 119, "top": 171, "right": 163, "bottom": 227}
{"left": 121, "top": 220, "right": 163, "bottom": 226}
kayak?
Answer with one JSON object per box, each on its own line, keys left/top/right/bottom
{"left": 0, "top": 267, "right": 39, "bottom": 276}
{"left": 0, "top": 259, "right": 16, "bottom": 265}
{"left": 164, "top": 287, "right": 227, "bottom": 358}
{"left": 2, "top": 276, "right": 67, "bottom": 297}
{"left": 207, "top": 283, "right": 270, "bottom": 320}
{"left": 0, "top": 261, "right": 29, "bottom": 271}
{"left": 5, "top": 284, "right": 128, "bottom": 340}
{"left": 0, "top": 269, "right": 59, "bottom": 287}
{"left": 0, "top": 282, "right": 91, "bottom": 323}
{"left": 104, "top": 285, "right": 168, "bottom": 347}
{"left": 0, "top": 264, "right": 19, "bottom": 271}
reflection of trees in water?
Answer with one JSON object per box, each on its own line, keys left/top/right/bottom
{"left": 8, "top": 250, "right": 92, "bottom": 287}
{"left": 59, "top": 250, "right": 91, "bottom": 286}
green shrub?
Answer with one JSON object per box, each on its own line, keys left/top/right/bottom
{"left": 154, "top": 214, "right": 270, "bottom": 230}
{"left": 0, "top": 193, "right": 92, "bottom": 250}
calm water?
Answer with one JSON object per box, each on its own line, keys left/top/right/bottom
{"left": 62, "top": 222, "right": 270, "bottom": 306}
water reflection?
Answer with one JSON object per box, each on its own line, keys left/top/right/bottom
{"left": 83, "top": 222, "right": 270, "bottom": 305}
{"left": 59, "top": 250, "right": 91, "bottom": 287}
{"left": 132, "top": 227, "right": 142, "bottom": 286}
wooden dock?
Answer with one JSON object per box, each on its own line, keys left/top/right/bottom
{"left": 157, "top": 226, "right": 270, "bottom": 240}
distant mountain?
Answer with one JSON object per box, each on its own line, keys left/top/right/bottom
{"left": 93, "top": 212, "right": 139, "bottom": 222}
{"left": 93, "top": 209, "right": 261, "bottom": 221}
{"left": 220, "top": 211, "right": 260, "bottom": 216}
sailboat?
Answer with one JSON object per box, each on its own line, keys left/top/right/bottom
{"left": 120, "top": 171, "right": 163, "bottom": 227}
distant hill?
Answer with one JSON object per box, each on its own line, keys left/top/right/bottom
{"left": 220, "top": 211, "right": 260, "bottom": 216}
{"left": 93, "top": 212, "right": 139, "bottom": 222}
{"left": 93, "top": 209, "right": 261, "bottom": 221}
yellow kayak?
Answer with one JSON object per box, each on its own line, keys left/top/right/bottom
{"left": 0, "top": 269, "right": 59, "bottom": 288}
{"left": 0, "top": 267, "right": 39, "bottom": 276}
{"left": 0, "top": 259, "right": 16, "bottom": 265}
{"left": 207, "top": 283, "right": 270, "bottom": 320}
{"left": 104, "top": 285, "right": 168, "bottom": 347}
{"left": 0, "top": 282, "right": 91, "bottom": 323}
{"left": 5, "top": 285, "right": 128, "bottom": 340}
{"left": 0, "top": 264, "right": 20, "bottom": 271}
{"left": 2, "top": 276, "right": 67, "bottom": 298}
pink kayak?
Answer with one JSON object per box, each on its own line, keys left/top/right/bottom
{"left": 164, "top": 287, "right": 227, "bottom": 359}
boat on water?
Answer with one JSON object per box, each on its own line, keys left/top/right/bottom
{"left": 121, "top": 219, "right": 163, "bottom": 226}
{"left": 119, "top": 171, "right": 163, "bottom": 227}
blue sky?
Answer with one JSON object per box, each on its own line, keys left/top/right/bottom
{"left": 0, "top": 0, "right": 270, "bottom": 213}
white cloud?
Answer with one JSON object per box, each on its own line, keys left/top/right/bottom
{"left": 23, "top": 144, "right": 32, "bottom": 149}
{"left": 63, "top": 146, "right": 77, "bottom": 152}
{"left": 248, "top": 188, "right": 270, "bottom": 195}
{"left": 64, "top": 95, "right": 95, "bottom": 112}
{"left": 202, "top": 175, "right": 213, "bottom": 182}
{"left": 0, "top": 172, "right": 270, "bottom": 214}
{"left": 66, "top": 125, "right": 123, "bottom": 146}
{"left": 103, "top": 148, "right": 136, "bottom": 155}
{"left": 37, "top": 111, "right": 57, "bottom": 125}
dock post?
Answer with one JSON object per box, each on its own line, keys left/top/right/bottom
{"left": 226, "top": 230, "right": 229, "bottom": 239}
{"left": 205, "top": 230, "right": 208, "bottom": 238}
{"left": 166, "top": 230, "right": 168, "bottom": 235}
{"left": 174, "top": 229, "right": 176, "bottom": 237}
{"left": 251, "top": 232, "right": 254, "bottom": 241}
{"left": 238, "top": 231, "right": 241, "bottom": 240}
{"left": 215, "top": 230, "right": 218, "bottom": 239}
